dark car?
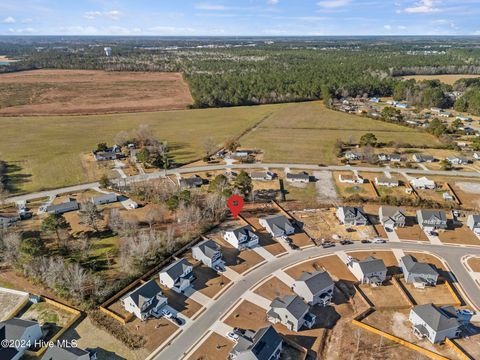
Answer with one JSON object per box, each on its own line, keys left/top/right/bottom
{"left": 340, "top": 240, "right": 353, "bottom": 245}
{"left": 361, "top": 239, "right": 371, "bottom": 244}
{"left": 172, "top": 317, "right": 183, "bottom": 326}
{"left": 322, "top": 242, "right": 335, "bottom": 248}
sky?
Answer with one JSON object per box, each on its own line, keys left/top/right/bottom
{"left": 1, "top": 0, "right": 480, "bottom": 36}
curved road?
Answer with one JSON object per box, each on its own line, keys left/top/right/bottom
{"left": 153, "top": 242, "right": 480, "bottom": 360}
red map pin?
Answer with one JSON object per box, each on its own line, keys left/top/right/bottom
{"left": 227, "top": 195, "right": 244, "bottom": 219}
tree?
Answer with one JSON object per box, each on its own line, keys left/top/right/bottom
{"left": 136, "top": 148, "right": 150, "bottom": 164}
{"left": 471, "top": 137, "right": 480, "bottom": 151}
{"left": 224, "top": 138, "right": 240, "bottom": 152}
{"left": 440, "top": 159, "right": 452, "bottom": 171}
{"left": 19, "top": 236, "right": 46, "bottom": 260}
{"left": 41, "top": 214, "right": 69, "bottom": 244}
{"left": 208, "top": 174, "right": 230, "bottom": 195}
{"left": 359, "top": 133, "right": 377, "bottom": 147}
{"left": 99, "top": 174, "right": 110, "bottom": 188}
{"left": 381, "top": 106, "right": 402, "bottom": 122}
{"left": 0, "top": 231, "right": 21, "bottom": 265}
{"left": 427, "top": 118, "right": 447, "bottom": 137}
{"left": 234, "top": 171, "right": 252, "bottom": 197}
{"left": 79, "top": 202, "right": 104, "bottom": 232}
{"left": 134, "top": 124, "right": 157, "bottom": 147}
{"left": 203, "top": 137, "right": 217, "bottom": 158}
{"left": 321, "top": 85, "right": 332, "bottom": 107}
{"left": 96, "top": 143, "right": 108, "bottom": 152}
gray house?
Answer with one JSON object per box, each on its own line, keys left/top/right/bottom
{"left": 179, "top": 175, "right": 204, "bottom": 188}
{"left": 121, "top": 279, "right": 168, "bottom": 321}
{"left": 91, "top": 193, "right": 118, "bottom": 206}
{"left": 267, "top": 295, "right": 316, "bottom": 332}
{"left": 336, "top": 206, "right": 369, "bottom": 226}
{"left": 45, "top": 199, "right": 79, "bottom": 215}
{"left": 413, "top": 154, "right": 435, "bottom": 163}
{"left": 416, "top": 210, "right": 448, "bottom": 232}
{"left": 229, "top": 326, "right": 283, "bottom": 360}
{"left": 286, "top": 172, "right": 310, "bottom": 183}
{"left": 0, "top": 213, "right": 20, "bottom": 229}
{"left": 41, "top": 346, "right": 96, "bottom": 360}
{"left": 250, "top": 171, "right": 276, "bottom": 181}
{"left": 259, "top": 214, "right": 295, "bottom": 238}
{"left": 347, "top": 256, "right": 387, "bottom": 286}
{"left": 292, "top": 271, "right": 335, "bottom": 306}
{"left": 467, "top": 214, "right": 480, "bottom": 235}
{"left": 0, "top": 318, "right": 43, "bottom": 360}
{"left": 379, "top": 206, "right": 406, "bottom": 230}
{"left": 400, "top": 255, "right": 439, "bottom": 288}
{"left": 159, "top": 258, "right": 194, "bottom": 293}
{"left": 409, "top": 304, "right": 461, "bottom": 343}
{"left": 192, "top": 239, "right": 223, "bottom": 270}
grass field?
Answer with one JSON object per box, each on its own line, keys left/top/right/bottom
{"left": 241, "top": 102, "right": 441, "bottom": 164}
{"left": 402, "top": 74, "right": 480, "bottom": 85}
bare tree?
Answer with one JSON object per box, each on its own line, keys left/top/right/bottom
{"left": 135, "top": 124, "right": 158, "bottom": 147}
{"left": 114, "top": 130, "right": 130, "bottom": 146}
{"left": 0, "top": 231, "right": 21, "bottom": 265}
{"left": 203, "top": 137, "right": 217, "bottom": 157}
{"left": 145, "top": 204, "right": 168, "bottom": 230}
{"left": 79, "top": 202, "right": 104, "bottom": 232}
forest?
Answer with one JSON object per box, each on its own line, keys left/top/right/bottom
{"left": 2, "top": 36, "right": 480, "bottom": 108}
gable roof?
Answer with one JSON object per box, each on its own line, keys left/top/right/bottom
{"left": 260, "top": 215, "right": 294, "bottom": 235}
{"left": 269, "top": 295, "right": 308, "bottom": 321}
{"left": 298, "top": 271, "right": 334, "bottom": 295}
{"left": 468, "top": 214, "right": 480, "bottom": 227}
{"left": 401, "top": 255, "right": 438, "bottom": 277}
{"left": 357, "top": 256, "right": 387, "bottom": 274}
{"left": 91, "top": 193, "right": 117, "bottom": 204}
{"left": 341, "top": 206, "right": 367, "bottom": 220}
{"left": 41, "top": 346, "right": 91, "bottom": 360}
{"left": 45, "top": 199, "right": 79, "bottom": 213}
{"left": 417, "top": 210, "right": 447, "bottom": 223}
{"left": 193, "top": 239, "right": 220, "bottom": 259}
{"left": 286, "top": 172, "right": 309, "bottom": 180}
{"left": 229, "top": 225, "right": 257, "bottom": 241}
{"left": 0, "top": 318, "right": 39, "bottom": 341}
{"left": 160, "top": 258, "right": 192, "bottom": 280}
{"left": 412, "top": 304, "right": 459, "bottom": 332}
{"left": 380, "top": 206, "right": 406, "bottom": 219}
{"left": 232, "top": 326, "right": 282, "bottom": 360}
{"left": 124, "top": 279, "right": 162, "bottom": 308}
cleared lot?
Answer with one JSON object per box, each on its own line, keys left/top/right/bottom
{"left": 187, "top": 332, "right": 234, "bottom": 360}
{"left": 399, "top": 278, "right": 458, "bottom": 306}
{"left": 0, "top": 291, "right": 27, "bottom": 321}
{"left": 253, "top": 276, "right": 295, "bottom": 301}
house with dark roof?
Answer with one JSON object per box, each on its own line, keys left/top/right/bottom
{"left": 250, "top": 171, "right": 276, "bottom": 181}
{"left": 347, "top": 256, "right": 387, "bottom": 286}
{"left": 412, "top": 154, "right": 435, "bottom": 163}
{"left": 91, "top": 193, "right": 118, "bottom": 206}
{"left": 267, "top": 295, "right": 316, "bottom": 332}
{"left": 285, "top": 172, "right": 309, "bottom": 184}
{"left": 409, "top": 304, "right": 461, "bottom": 343}
{"left": 467, "top": 214, "right": 480, "bottom": 235}
{"left": 416, "top": 210, "right": 447, "bottom": 232}
{"left": 259, "top": 215, "right": 295, "bottom": 238}
{"left": 400, "top": 255, "right": 439, "bottom": 288}
{"left": 0, "top": 213, "right": 20, "bottom": 229}
{"left": 229, "top": 326, "right": 283, "bottom": 360}
{"left": 0, "top": 318, "right": 42, "bottom": 360}
{"left": 192, "top": 239, "right": 223, "bottom": 270}
{"left": 446, "top": 156, "right": 470, "bottom": 165}
{"left": 224, "top": 225, "right": 259, "bottom": 250}
{"left": 121, "top": 279, "right": 167, "bottom": 320}
{"left": 375, "top": 177, "right": 399, "bottom": 187}
{"left": 336, "top": 206, "right": 369, "bottom": 226}
{"left": 292, "top": 271, "right": 334, "bottom": 306}
{"left": 389, "top": 154, "right": 402, "bottom": 162}
{"left": 179, "top": 175, "right": 204, "bottom": 188}
{"left": 45, "top": 199, "right": 79, "bottom": 215}
{"left": 159, "top": 259, "right": 194, "bottom": 293}
{"left": 41, "top": 345, "right": 97, "bottom": 360}
{"left": 379, "top": 206, "right": 406, "bottom": 230}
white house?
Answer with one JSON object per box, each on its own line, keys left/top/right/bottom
{"left": 259, "top": 214, "right": 295, "bottom": 238}
{"left": 410, "top": 177, "right": 436, "bottom": 190}
{"left": 473, "top": 152, "right": 480, "bottom": 160}
{"left": 339, "top": 174, "right": 364, "bottom": 184}
{"left": 375, "top": 177, "right": 399, "bottom": 187}
{"left": 409, "top": 304, "right": 461, "bottom": 344}
{"left": 446, "top": 156, "right": 470, "bottom": 165}
{"left": 224, "top": 225, "right": 259, "bottom": 250}
{"left": 121, "top": 279, "right": 167, "bottom": 321}
{"left": 347, "top": 256, "right": 387, "bottom": 286}
{"left": 250, "top": 171, "right": 276, "bottom": 181}
{"left": 412, "top": 154, "right": 435, "bottom": 163}
{"left": 159, "top": 259, "right": 194, "bottom": 293}
{"left": 467, "top": 214, "right": 480, "bottom": 235}
{"left": 192, "top": 239, "right": 223, "bottom": 270}
{"left": 0, "top": 318, "right": 43, "bottom": 360}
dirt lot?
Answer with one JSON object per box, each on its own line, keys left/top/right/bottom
{"left": 399, "top": 278, "right": 457, "bottom": 306}
{"left": 191, "top": 263, "right": 231, "bottom": 299}
{"left": 162, "top": 287, "right": 203, "bottom": 319}
{"left": 0, "top": 291, "right": 27, "bottom": 321}
{"left": 395, "top": 223, "right": 430, "bottom": 242}
{"left": 402, "top": 74, "right": 480, "bottom": 85}
{"left": 126, "top": 317, "right": 179, "bottom": 352}
{"left": 20, "top": 301, "right": 75, "bottom": 327}
{"left": 254, "top": 276, "right": 295, "bottom": 301}
{"left": 359, "top": 283, "right": 410, "bottom": 309}
{"left": 468, "top": 257, "right": 480, "bottom": 272}
{"left": 334, "top": 171, "right": 379, "bottom": 199}
{"left": 0, "top": 70, "right": 193, "bottom": 115}
{"left": 347, "top": 251, "right": 400, "bottom": 275}
{"left": 452, "top": 181, "right": 480, "bottom": 208}
{"left": 224, "top": 300, "right": 270, "bottom": 330}
{"left": 438, "top": 221, "right": 480, "bottom": 245}
{"left": 187, "top": 332, "right": 234, "bottom": 360}
{"left": 285, "top": 255, "right": 356, "bottom": 282}
{"left": 455, "top": 331, "right": 480, "bottom": 360}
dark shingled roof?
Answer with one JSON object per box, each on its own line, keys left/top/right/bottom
{"left": 231, "top": 326, "right": 282, "bottom": 360}
{"left": 401, "top": 255, "right": 438, "bottom": 277}
{"left": 412, "top": 304, "right": 459, "bottom": 332}
{"left": 41, "top": 345, "right": 92, "bottom": 360}
{"left": 160, "top": 258, "right": 192, "bottom": 280}
{"left": 358, "top": 256, "right": 387, "bottom": 274}
{"left": 298, "top": 271, "right": 334, "bottom": 295}
{"left": 193, "top": 239, "right": 220, "bottom": 260}
{"left": 269, "top": 295, "right": 309, "bottom": 321}
{"left": 124, "top": 279, "right": 163, "bottom": 308}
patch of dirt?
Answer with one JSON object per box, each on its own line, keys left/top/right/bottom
{"left": 313, "top": 171, "right": 338, "bottom": 202}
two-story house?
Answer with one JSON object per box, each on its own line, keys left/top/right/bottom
{"left": 347, "top": 256, "right": 387, "bottom": 286}
{"left": 267, "top": 295, "right": 316, "bottom": 332}
{"left": 121, "top": 279, "right": 168, "bottom": 321}
{"left": 416, "top": 210, "right": 448, "bottom": 232}
{"left": 336, "top": 206, "right": 369, "bottom": 226}
{"left": 259, "top": 214, "right": 295, "bottom": 238}
{"left": 224, "top": 225, "right": 259, "bottom": 250}
{"left": 229, "top": 326, "right": 283, "bottom": 360}
{"left": 159, "top": 259, "right": 194, "bottom": 293}
{"left": 292, "top": 270, "right": 335, "bottom": 306}
{"left": 0, "top": 318, "right": 43, "bottom": 360}
{"left": 379, "top": 206, "right": 406, "bottom": 230}
{"left": 400, "top": 255, "right": 439, "bottom": 288}
{"left": 409, "top": 304, "right": 461, "bottom": 343}
{"left": 192, "top": 239, "right": 223, "bottom": 270}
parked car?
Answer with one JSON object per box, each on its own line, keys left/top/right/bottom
{"left": 361, "top": 239, "right": 371, "bottom": 244}
{"left": 227, "top": 331, "right": 239, "bottom": 342}
{"left": 373, "top": 238, "right": 386, "bottom": 244}
{"left": 340, "top": 240, "right": 353, "bottom": 245}
{"left": 458, "top": 309, "right": 474, "bottom": 316}
{"left": 172, "top": 317, "right": 183, "bottom": 326}
{"left": 322, "top": 242, "right": 335, "bottom": 248}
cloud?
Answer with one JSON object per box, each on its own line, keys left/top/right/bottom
{"left": 267, "top": 0, "right": 279, "bottom": 4}
{"left": 8, "top": 27, "right": 34, "bottom": 33}
{"left": 402, "top": 0, "right": 440, "bottom": 13}
{"left": 84, "top": 10, "right": 121, "bottom": 20}
{"left": 397, "top": 25, "right": 407, "bottom": 30}
{"left": 2, "top": 16, "right": 15, "bottom": 24}
{"left": 195, "top": 3, "right": 227, "bottom": 10}
{"left": 317, "top": 0, "right": 350, "bottom": 8}
{"left": 384, "top": 25, "right": 392, "bottom": 29}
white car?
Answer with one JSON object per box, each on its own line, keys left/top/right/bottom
{"left": 227, "top": 331, "right": 239, "bottom": 342}
{"left": 373, "top": 238, "right": 386, "bottom": 244}
{"left": 162, "top": 309, "right": 173, "bottom": 319}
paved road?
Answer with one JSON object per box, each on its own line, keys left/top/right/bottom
{"left": 153, "top": 242, "right": 480, "bottom": 360}
{"left": 6, "top": 162, "right": 480, "bottom": 204}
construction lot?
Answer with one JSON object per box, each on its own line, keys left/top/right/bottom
{"left": 0, "top": 290, "right": 27, "bottom": 321}
{"left": 187, "top": 332, "right": 235, "bottom": 360}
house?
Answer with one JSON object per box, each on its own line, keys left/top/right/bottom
{"left": 179, "top": 175, "right": 204, "bottom": 188}
{"left": 375, "top": 177, "right": 399, "bottom": 187}
{"left": 159, "top": 259, "right": 194, "bottom": 293}
{"left": 439, "top": 112, "right": 452, "bottom": 118}
{"left": 400, "top": 255, "right": 438, "bottom": 288}
{"left": 344, "top": 151, "right": 362, "bottom": 161}
{"left": 232, "top": 150, "right": 252, "bottom": 158}
{"left": 91, "top": 193, "right": 117, "bottom": 206}
{"left": 442, "top": 192, "right": 454, "bottom": 201}
{"left": 121, "top": 279, "right": 167, "bottom": 321}
{"left": 446, "top": 156, "right": 470, "bottom": 165}
{"left": 45, "top": 199, "right": 79, "bottom": 215}
{"left": 377, "top": 153, "right": 390, "bottom": 161}
{"left": 250, "top": 171, "right": 276, "bottom": 181}
{"left": 395, "top": 103, "right": 409, "bottom": 109}
{"left": 224, "top": 225, "right": 259, "bottom": 250}
{"left": 339, "top": 174, "right": 364, "bottom": 184}
{"left": 416, "top": 210, "right": 448, "bottom": 231}
{"left": 409, "top": 304, "right": 461, "bottom": 343}
{"left": 267, "top": 295, "right": 316, "bottom": 332}
{"left": 369, "top": 97, "right": 381, "bottom": 103}
{"left": 379, "top": 206, "right": 406, "bottom": 230}
{"left": 259, "top": 214, "right": 295, "bottom": 238}
{"left": 410, "top": 177, "right": 436, "bottom": 190}
{"left": 92, "top": 145, "right": 121, "bottom": 161}
{"left": 41, "top": 346, "right": 97, "bottom": 360}
{"left": 292, "top": 271, "right": 335, "bottom": 306}
{"left": 389, "top": 154, "right": 402, "bottom": 162}
{"left": 430, "top": 107, "right": 443, "bottom": 113}
{"left": 0, "top": 318, "right": 43, "bottom": 360}
{"left": 412, "top": 154, "right": 435, "bottom": 163}
{"left": 0, "top": 213, "right": 20, "bottom": 229}
{"left": 467, "top": 214, "right": 480, "bottom": 235}
{"left": 336, "top": 206, "right": 369, "bottom": 226}
{"left": 229, "top": 326, "right": 283, "bottom": 360}
{"left": 192, "top": 239, "right": 223, "bottom": 270}
{"left": 347, "top": 256, "right": 387, "bottom": 286}
{"left": 474, "top": 152, "right": 480, "bottom": 161}
{"left": 286, "top": 172, "right": 309, "bottom": 183}
{"left": 456, "top": 115, "right": 472, "bottom": 122}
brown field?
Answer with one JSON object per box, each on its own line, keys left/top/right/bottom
{"left": 402, "top": 74, "right": 480, "bottom": 85}
{"left": 438, "top": 222, "right": 480, "bottom": 246}
{"left": 468, "top": 257, "right": 480, "bottom": 272}
{"left": 254, "top": 277, "right": 295, "bottom": 301}
{"left": 359, "top": 283, "right": 410, "bottom": 309}
{"left": 399, "top": 278, "right": 458, "bottom": 306}
{"left": 126, "top": 317, "right": 178, "bottom": 352}
{"left": 0, "top": 69, "right": 193, "bottom": 115}
{"left": 395, "top": 223, "right": 430, "bottom": 242}
{"left": 188, "top": 332, "right": 234, "bottom": 360}
{"left": 224, "top": 300, "right": 269, "bottom": 330}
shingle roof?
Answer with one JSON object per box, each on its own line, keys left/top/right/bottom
{"left": 91, "top": 193, "right": 117, "bottom": 204}
{"left": 41, "top": 345, "right": 91, "bottom": 360}
{"left": 124, "top": 279, "right": 163, "bottom": 308}
{"left": 417, "top": 210, "right": 447, "bottom": 223}
{"left": 298, "top": 271, "right": 334, "bottom": 295}
{"left": 193, "top": 239, "right": 220, "bottom": 260}
{"left": 232, "top": 326, "right": 282, "bottom": 360}
{"left": 45, "top": 199, "right": 79, "bottom": 213}
{"left": 270, "top": 295, "right": 308, "bottom": 321}
{"left": 0, "top": 318, "right": 39, "bottom": 341}
{"left": 412, "top": 304, "right": 459, "bottom": 332}
{"left": 401, "top": 255, "right": 438, "bottom": 277}
{"left": 286, "top": 172, "right": 309, "bottom": 180}
{"left": 160, "top": 258, "right": 192, "bottom": 281}
{"left": 230, "top": 225, "right": 257, "bottom": 241}
{"left": 261, "top": 215, "right": 294, "bottom": 236}
{"left": 357, "top": 256, "right": 387, "bottom": 274}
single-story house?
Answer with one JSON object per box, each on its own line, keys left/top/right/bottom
{"left": 159, "top": 258, "right": 194, "bottom": 293}
{"left": 224, "top": 225, "right": 259, "bottom": 250}
{"left": 439, "top": 112, "right": 452, "bottom": 118}
{"left": 446, "top": 156, "right": 470, "bottom": 165}
{"left": 179, "top": 175, "right": 204, "bottom": 188}
{"left": 409, "top": 304, "right": 461, "bottom": 344}
{"left": 229, "top": 326, "right": 283, "bottom": 360}
{"left": 232, "top": 150, "right": 253, "bottom": 158}
{"left": 344, "top": 151, "right": 362, "bottom": 161}
{"left": 286, "top": 172, "right": 310, "bottom": 183}
{"left": 336, "top": 206, "right": 369, "bottom": 226}
{"left": 456, "top": 115, "right": 472, "bottom": 122}
{"left": 267, "top": 295, "right": 316, "bottom": 332}
{"left": 347, "top": 256, "right": 387, "bottom": 286}
{"left": 416, "top": 210, "right": 448, "bottom": 231}
{"left": 375, "top": 177, "right": 399, "bottom": 187}
{"left": 259, "top": 214, "right": 295, "bottom": 238}
{"left": 0, "top": 318, "right": 43, "bottom": 360}
{"left": 410, "top": 177, "right": 436, "bottom": 190}
{"left": 93, "top": 151, "right": 118, "bottom": 161}
{"left": 395, "top": 103, "right": 409, "bottom": 109}
{"left": 45, "top": 199, "right": 79, "bottom": 215}
{"left": 192, "top": 239, "right": 223, "bottom": 269}
{"left": 377, "top": 153, "right": 390, "bottom": 161}
{"left": 412, "top": 154, "right": 435, "bottom": 163}
{"left": 0, "top": 213, "right": 20, "bottom": 229}
{"left": 292, "top": 270, "right": 334, "bottom": 306}
{"left": 389, "top": 154, "right": 402, "bottom": 162}
{"left": 379, "top": 206, "right": 406, "bottom": 229}
{"left": 467, "top": 214, "right": 480, "bottom": 235}
{"left": 370, "top": 97, "right": 381, "bottom": 103}
{"left": 121, "top": 279, "right": 168, "bottom": 321}
{"left": 339, "top": 174, "right": 364, "bottom": 184}
{"left": 250, "top": 171, "right": 276, "bottom": 181}
{"left": 400, "top": 255, "right": 439, "bottom": 288}
{"left": 430, "top": 107, "right": 442, "bottom": 113}
{"left": 41, "top": 346, "right": 97, "bottom": 360}
{"left": 91, "top": 193, "right": 118, "bottom": 206}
